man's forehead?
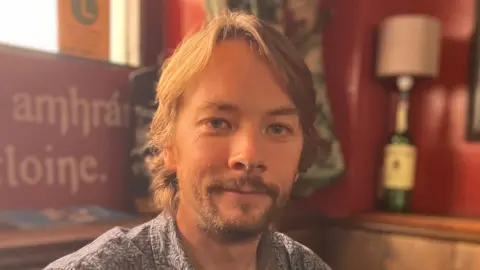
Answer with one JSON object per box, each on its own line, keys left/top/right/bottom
{"left": 179, "top": 40, "right": 295, "bottom": 115}
{"left": 195, "top": 41, "right": 280, "bottom": 91}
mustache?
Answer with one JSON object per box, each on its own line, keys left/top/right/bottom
{"left": 206, "top": 174, "right": 279, "bottom": 199}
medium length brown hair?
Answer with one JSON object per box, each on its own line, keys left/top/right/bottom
{"left": 148, "top": 11, "right": 319, "bottom": 214}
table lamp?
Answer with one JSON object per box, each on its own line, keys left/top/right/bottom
{"left": 375, "top": 14, "right": 442, "bottom": 212}
{"left": 377, "top": 14, "right": 442, "bottom": 92}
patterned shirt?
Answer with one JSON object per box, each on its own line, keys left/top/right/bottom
{"left": 44, "top": 212, "right": 331, "bottom": 270}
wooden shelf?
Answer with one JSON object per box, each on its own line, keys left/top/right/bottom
{"left": 277, "top": 206, "right": 480, "bottom": 244}
{"left": 0, "top": 217, "right": 151, "bottom": 250}
{"left": 0, "top": 217, "right": 151, "bottom": 269}
{"left": 354, "top": 212, "right": 480, "bottom": 234}
{"left": 348, "top": 212, "right": 480, "bottom": 243}
{"left": 273, "top": 208, "right": 480, "bottom": 270}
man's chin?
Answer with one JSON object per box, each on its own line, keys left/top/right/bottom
{"left": 198, "top": 208, "right": 270, "bottom": 240}
{"left": 222, "top": 214, "right": 267, "bottom": 229}
{"left": 219, "top": 204, "right": 272, "bottom": 224}
{"left": 203, "top": 218, "right": 268, "bottom": 243}
{"left": 216, "top": 208, "right": 275, "bottom": 229}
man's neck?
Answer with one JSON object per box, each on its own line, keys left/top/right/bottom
{"left": 175, "top": 205, "right": 262, "bottom": 270}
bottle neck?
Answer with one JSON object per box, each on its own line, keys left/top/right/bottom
{"left": 395, "top": 99, "right": 409, "bottom": 133}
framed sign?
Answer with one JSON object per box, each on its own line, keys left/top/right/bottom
{"left": 0, "top": 46, "right": 132, "bottom": 210}
{"left": 58, "top": 0, "right": 110, "bottom": 62}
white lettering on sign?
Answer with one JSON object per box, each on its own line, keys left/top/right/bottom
{"left": 11, "top": 87, "right": 130, "bottom": 137}
{"left": 0, "top": 85, "right": 130, "bottom": 195}
{"left": 0, "top": 144, "right": 106, "bottom": 194}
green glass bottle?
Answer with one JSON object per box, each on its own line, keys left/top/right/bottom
{"left": 380, "top": 97, "right": 417, "bottom": 212}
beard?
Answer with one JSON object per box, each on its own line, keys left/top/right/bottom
{"left": 191, "top": 173, "right": 290, "bottom": 244}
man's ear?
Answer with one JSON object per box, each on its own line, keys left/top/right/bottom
{"left": 162, "top": 147, "right": 177, "bottom": 172}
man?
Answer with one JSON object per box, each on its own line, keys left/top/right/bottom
{"left": 45, "top": 11, "right": 331, "bottom": 270}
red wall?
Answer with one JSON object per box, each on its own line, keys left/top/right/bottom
{"left": 307, "top": 0, "right": 480, "bottom": 217}
{"left": 165, "top": 0, "right": 480, "bottom": 217}
{"left": 402, "top": 0, "right": 478, "bottom": 216}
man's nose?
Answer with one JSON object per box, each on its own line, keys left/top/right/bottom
{"left": 227, "top": 130, "right": 267, "bottom": 174}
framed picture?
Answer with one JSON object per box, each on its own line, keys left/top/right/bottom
{"left": 467, "top": 0, "right": 480, "bottom": 141}
{"left": 129, "top": 66, "right": 159, "bottom": 214}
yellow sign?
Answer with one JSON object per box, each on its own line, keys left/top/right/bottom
{"left": 58, "top": 0, "right": 110, "bottom": 61}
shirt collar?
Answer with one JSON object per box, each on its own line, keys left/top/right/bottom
{"left": 150, "top": 211, "right": 194, "bottom": 269}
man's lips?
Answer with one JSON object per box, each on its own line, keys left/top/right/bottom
{"left": 224, "top": 190, "right": 264, "bottom": 194}
{"left": 217, "top": 188, "right": 268, "bottom": 195}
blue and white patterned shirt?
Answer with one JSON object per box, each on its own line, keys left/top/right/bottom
{"left": 44, "top": 212, "right": 330, "bottom": 269}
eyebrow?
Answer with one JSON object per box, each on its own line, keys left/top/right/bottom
{"left": 198, "top": 101, "right": 235, "bottom": 111}
{"left": 198, "top": 101, "right": 298, "bottom": 116}
{"left": 266, "top": 106, "right": 298, "bottom": 117}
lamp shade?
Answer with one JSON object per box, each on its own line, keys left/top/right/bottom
{"left": 376, "top": 14, "right": 442, "bottom": 78}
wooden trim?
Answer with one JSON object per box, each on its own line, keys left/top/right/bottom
{"left": 0, "top": 240, "right": 93, "bottom": 270}
{"left": 277, "top": 208, "right": 480, "bottom": 244}
{"left": 0, "top": 217, "right": 151, "bottom": 269}
{"left": 353, "top": 212, "right": 480, "bottom": 235}
{"left": 0, "top": 43, "right": 136, "bottom": 69}
{"left": 348, "top": 212, "right": 480, "bottom": 244}
{"left": 0, "top": 217, "right": 150, "bottom": 250}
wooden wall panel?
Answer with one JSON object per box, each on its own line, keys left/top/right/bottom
{"left": 284, "top": 225, "right": 480, "bottom": 270}
{"left": 384, "top": 234, "right": 453, "bottom": 270}
{"left": 454, "top": 243, "right": 480, "bottom": 270}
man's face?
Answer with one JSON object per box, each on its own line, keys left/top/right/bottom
{"left": 166, "top": 40, "right": 303, "bottom": 241}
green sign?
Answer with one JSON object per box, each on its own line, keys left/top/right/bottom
{"left": 71, "top": 0, "right": 98, "bottom": 25}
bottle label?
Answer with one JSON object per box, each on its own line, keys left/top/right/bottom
{"left": 382, "top": 144, "right": 417, "bottom": 190}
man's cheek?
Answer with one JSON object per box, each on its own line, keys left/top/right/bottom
{"left": 194, "top": 151, "right": 226, "bottom": 169}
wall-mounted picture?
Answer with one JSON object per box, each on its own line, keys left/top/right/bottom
{"left": 467, "top": 0, "right": 480, "bottom": 141}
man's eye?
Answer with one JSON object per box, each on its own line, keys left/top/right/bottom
{"left": 206, "top": 118, "right": 231, "bottom": 129}
{"left": 266, "top": 124, "right": 292, "bottom": 136}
